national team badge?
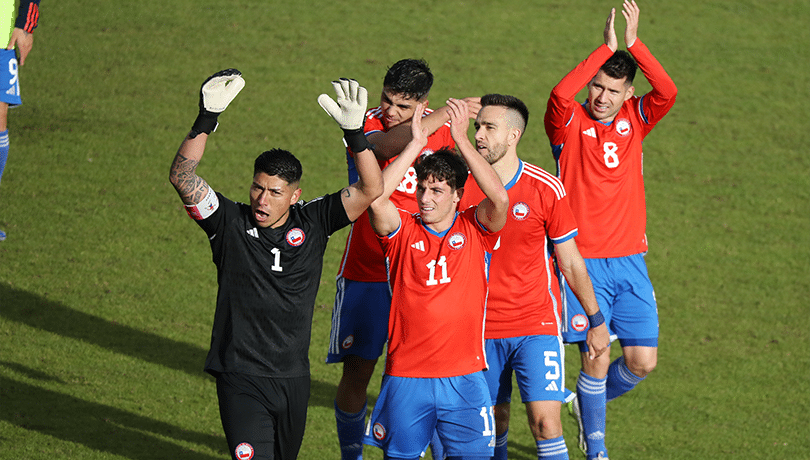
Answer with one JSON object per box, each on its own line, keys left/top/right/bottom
{"left": 511, "top": 202, "right": 530, "bottom": 221}
{"left": 286, "top": 228, "right": 305, "bottom": 246}
{"left": 615, "top": 118, "right": 632, "bottom": 137}
{"left": 235, "top": 442, "right": 255, "bottom": 460}
{"left": 571, "top": 314, "right": 588, "bottom": 332}
{"left": 342, "top": 335, "right": 355, "bottom": 349}
{"left": 373, "top": 422, "right": 387, "bottom": 440}
{"left": 447, "top": 232, "right": 467, "bottom": 250}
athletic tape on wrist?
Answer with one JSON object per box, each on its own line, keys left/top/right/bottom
{"left": 588, "top": 310, "right": 605, "bottom": 329}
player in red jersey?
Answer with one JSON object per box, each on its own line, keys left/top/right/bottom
{"left": 326, "top": 59, "right": 480, "bottom": 460}
{"left": 543, "top": 2, "right": 677, "bottom": 459}
{"left": 462, "top": 94, "right": 609, "bottom": 460}
{"left": 362, "top": 99, "right": 508, "bottom": 459}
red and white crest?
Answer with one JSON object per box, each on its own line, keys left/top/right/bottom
{"left": 571, "top": 314, "right": 588, "bottom": 332}
{"left": 286, "top": 228, "right": 305, "bottom": 246}
{"left": 235, "top": 443, "right": 254, "bottom": 460}
{"left": 511, "top": 202, "right": 530, "bottom": 221}
{"left": 615, "top": 118, "right": 632, "bottom": 137}
{"left": 447, "top": 232, "right": 467, "bottom": 250}
{"left": 341, "top": 335, "right": 355, "bottom": 349}
{"left": 373, "top": 422, "right": 387, "bottom": 440}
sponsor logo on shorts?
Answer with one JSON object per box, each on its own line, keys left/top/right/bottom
{"left": 286, "top": 228, "right": 305, "bottom": 246}
{"left": 447, "top": 232, "right": 467, "bottom": 250}
{"left": 511, "top": 202, "right": 530, "bottom": 221}
{"left": 373, "top": 422, "right": 386, "bottom": 440}
{"left": 571, "top": 314, "right": 588, "bottom": 332}
{"left": 341, "top": 335, "right": 354, "bottom": 349}
{"left": 615, "top": 118, "right": 632, "bottom": 136}
{"left": 235, "top": 442, "right": 255, "bottom": 460}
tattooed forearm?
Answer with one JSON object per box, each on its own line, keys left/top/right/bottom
{"left": 170, "top": 152, "right": 209, "bottom": 204}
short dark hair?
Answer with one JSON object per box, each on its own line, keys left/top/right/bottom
{"left": 382, "top": 59, "right": 433, "bottom": 101}
{"left": 601, "top": 50, "right": 637, "bottom": 84}
{"left": 254, "top": 149, "right": 302, "bottom": 185}
{"left": 414, "top": 149, "right": 468, "bottom": 191}
{"left": 481, "top": 93, "right": 530, "bottom": 133}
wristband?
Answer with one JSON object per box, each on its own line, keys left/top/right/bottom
{"left": 588, "top": 310, "right": 605, "bottom": 329}
{"left": 342, "top": 128, "right": 371, "bottom": 154}
{"left": 190, "top": 112, "right": 219, "bottom": 138}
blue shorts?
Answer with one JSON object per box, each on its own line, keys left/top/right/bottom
{"left": 326, "top": 277, "right": 391, "bottom": 363}
{"left": 484, "top": 335, "right": 565, "bottom": 405}
{"left": 559, "top": 254, "right": 659, "bottom": 349}
{"left": 0, "top": 49, "right": 21, "bottom": 106}
{"left": 365, "top": 373, "right": 495, "bottom": 458}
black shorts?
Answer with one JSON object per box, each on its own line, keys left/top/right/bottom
{"left": 216, "top": 373, "right": 311, "bottom": 460}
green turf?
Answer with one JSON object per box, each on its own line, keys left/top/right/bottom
{"left": 1, "top": 0, "right": 808, "bottom": 458}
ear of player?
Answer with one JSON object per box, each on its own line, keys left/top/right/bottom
{"left": 190, "top": 69, "right": 246, "bottom": 139}
{"left": 318, "top": 78, "right": 371, "bottom": 154}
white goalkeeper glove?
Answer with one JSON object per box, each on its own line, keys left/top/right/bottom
{"left": 317, "top": 78, "right": 371, "bottom": 153}
{"left": 190, "top": 68, "right": 246, "bottom": 138}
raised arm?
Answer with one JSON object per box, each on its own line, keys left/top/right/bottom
{"left": 169, "top": 69, "right": 245, "bottom": 206}
{"left": 623, "top": 1, "right": 678, "bottom": 121}
{"left": 317, "top": 79, "right": 383, "bottom": 222}
{"left": 447, "top": 98, "right": 508, "bottom": 232}
{"left": 368, "top": 97, "right": 481, "bottom": 160}
{"left": 367, "top": 104, "right": 429, "bottom": 236}
{"left": 554, "top": 239, "right": 610, "bottom": 360}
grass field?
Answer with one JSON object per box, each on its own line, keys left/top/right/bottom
{"left": 1, "top": 0, "right": 808, "bottom": 459}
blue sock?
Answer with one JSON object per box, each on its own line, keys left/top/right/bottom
{"left": 493, "top": 428, "right": 508, "bottom": 460}
{"left": 0, "top": 130, "right": 9, "bottom": 184}
{"left": 430, "top": 428, "right": 445, "bottom": 459}
{"left": 606, "top": 356, "right": 645, "bottom": 402}
{"left": 577, "top": 371, "right": 607, "bottom": 459}
{"left": 335, "top": 400, "right": 366, "bottom": 460}
{"left": 536, "top": 436, "right": 569, "bottom": 460}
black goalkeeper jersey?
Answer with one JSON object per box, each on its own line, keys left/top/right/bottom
{"left": 195, "top": 191, "right": 351, "bottom": 378}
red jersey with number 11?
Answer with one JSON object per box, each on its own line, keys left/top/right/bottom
{"left": 380, "top": 208, "right": 498, "bottom": 378}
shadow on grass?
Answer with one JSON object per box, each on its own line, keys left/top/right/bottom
{"left": 0, "top": 284, "right": 207, "bottom": 378}
{"left": 0, "top": 284, "right": 348, "bottom": 411}
{"left": 308, "top": 378, "right": 377, "bottom": 410}
{"left": 0, "top": 372, "right": 225, "bottom": 459}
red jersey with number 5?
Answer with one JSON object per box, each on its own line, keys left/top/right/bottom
{"left": 380, "top": 208, "right": 498, "bottom": 378}
{"left": 544, "top": 40, "right": 677, "bottom": 258}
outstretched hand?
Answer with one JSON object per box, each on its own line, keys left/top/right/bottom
{"left": 410, "top": 102, "right": 429, "bottom": 150}
{"left": 200, "top": 69, "right": 245, "bottom": 114}
{"left": 318, "top": 78, "right": 371, "bottom": 153}
{"left": 190, "top": 69, "right": 245, "bottom": 137}
{"left": 317, "top": 78, "right": 368, "bottom": 131}
{"left": 622, "top": 0, "right": 640, "bottom": 47}
{"left": 446, "top": 98, "right": 471, "bottom": 144}
{"left": 603, "top": 8, "right": 618, "bottom": 52}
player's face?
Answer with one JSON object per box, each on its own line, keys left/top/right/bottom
{"left": 587, "top": 70, "right": 635, "bottom": 123}
{"left": 416, "top": 176, "right": 461, "bottom": 229}
{"left": 474, "top": 105, "right": 512, "bottom": 165}
{"left": 380, "top": 90, "right": 424, "bottom": 130}
{"left": 249, "top": 172, "right": 302, "bottom": 229}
